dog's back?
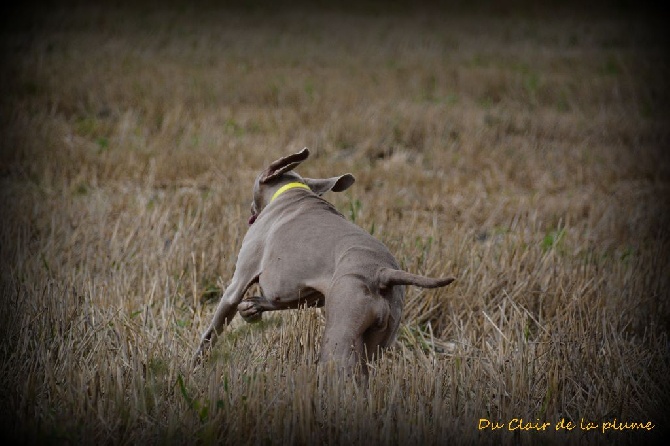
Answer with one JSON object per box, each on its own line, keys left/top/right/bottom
{"left": 249, "top": 188, "right": 400, "bottom": 298}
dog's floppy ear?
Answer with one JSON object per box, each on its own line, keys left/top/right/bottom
{"left": 304, "top": 174, "right": 355, "bottom": 196}
{"left": 260, "top": 148, "right": 310, "bottom": 184}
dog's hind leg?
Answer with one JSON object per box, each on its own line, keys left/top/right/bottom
{"left": 318, "top": 280, "right": 379, "bottom": 376}
{"left": 363, "top": 284, "right": 404, "bottom": 360}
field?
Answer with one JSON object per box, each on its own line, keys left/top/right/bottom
{"left": 1, "top": 1, "right": 669, "bottom": 444}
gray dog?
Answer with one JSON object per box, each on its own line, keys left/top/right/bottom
{"left": 194, "top": 148, "right": 454, "bottom": 374}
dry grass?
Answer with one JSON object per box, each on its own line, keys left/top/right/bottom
{"left": 1, "top": 2, "right": 669, "bottom": 444}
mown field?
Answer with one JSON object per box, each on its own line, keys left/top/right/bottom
{"left": 1, "top": 1, "right": 668, "bottom": 444}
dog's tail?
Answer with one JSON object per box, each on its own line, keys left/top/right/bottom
{"left": 377, "top": 267, "right": 455, "bottom": 289}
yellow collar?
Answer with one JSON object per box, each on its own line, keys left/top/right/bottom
{"left": 271, "top": 182, "right": 311, "bottom": 202}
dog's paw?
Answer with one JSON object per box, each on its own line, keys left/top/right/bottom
{"left": 191, "top": 350, "right": 204, "bottom": 368}
{"left": 192, "top": 343, "right": 209, "bottom": 368}
{"left": 238, "top": 299, "right": 263, "bottom": 323}
{"left": 192, "top": 330, "right": 216, "bottom": 367}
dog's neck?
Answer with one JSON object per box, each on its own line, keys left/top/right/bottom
{"left": 270, "top": 182, "right": 310, "bottom": 203}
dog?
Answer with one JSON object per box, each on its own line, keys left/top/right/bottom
{"left": 194, "top": 148, "right": 454, "bottom": 374}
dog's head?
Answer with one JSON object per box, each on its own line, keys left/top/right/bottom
{"left": 248, "top": 148, "right": 355, "bottom": 224}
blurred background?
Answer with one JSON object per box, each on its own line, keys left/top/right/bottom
{"left": 1, "top": 0, "right": 668, "bottom": 444}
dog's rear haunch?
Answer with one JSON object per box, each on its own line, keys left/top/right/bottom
{"left": 194, "top": 148, "right": 454, "bottom": 375}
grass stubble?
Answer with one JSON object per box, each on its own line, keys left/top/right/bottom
{"left": 1, "top": 2, "right": 668, "bottom": 444}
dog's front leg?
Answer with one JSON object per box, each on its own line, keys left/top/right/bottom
{"left": 193, "top": 273, "right": 258, "bottom": 366}
{"left": 238, "top": 290, "right": 325, "bottom": 323}
{"left": 238, "top": 296, "right": 276, "bottom": 323}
